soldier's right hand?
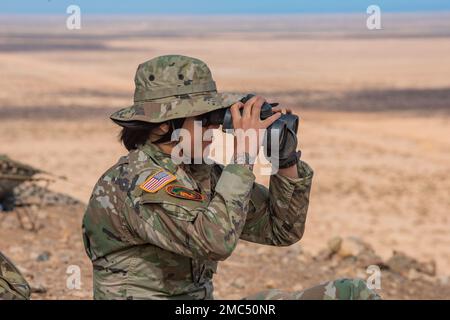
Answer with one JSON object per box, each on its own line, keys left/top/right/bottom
{"left": 230, "top": 96, "right": 281, "bottom": 159}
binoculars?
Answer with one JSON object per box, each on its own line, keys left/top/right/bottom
{"left": 202, "top": 94, "right": 299, "bottom": 159}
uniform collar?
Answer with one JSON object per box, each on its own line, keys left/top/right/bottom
{"left": 139, "top": 142, "right": 213, "bottom": 178}
{"left": 139, "top": 141, "right": 179, "bottom": 174}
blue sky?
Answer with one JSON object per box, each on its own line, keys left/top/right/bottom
{"left": 1, "top": 0, "right": 450, "bottom": 14}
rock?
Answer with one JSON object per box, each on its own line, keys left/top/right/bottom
{"left": 386, "top": 251, "right": 413, "bottom": 276}
{"left": 419, "top": 261, "right": 436, "bottom": 277}
{"left": 335, "top": 237, "right": 383, "bottom": 268}
{"left": 407, "top": 269, "right": 436, "bottom": 283}
{"left": 36, "top": 251, "right": 51, "bottom": 262}
{"left": 31, "top": 284, "right": 47, "bottom": 294}
{"left": 386, "top": 251, "right": 436, "bottom": 277}
{"left": 265, "top": 279, "right": 276, "bottom": 289}
{"left": 327, "top": 236, "right": 342, "bottom": 254}
{"left": 407, "top": 269, "right": 422, "bottom": 281}
{"left": 231, "top": 277, "right": 246, "bottom": 289}
{"left": 329, "top": 255, "right": 340, "bottom": 268}
{"left": 314, "top": 249, "right": 333, "bottom": 261}
{"left": 337, "top": 237, "right": 367, "bottom": 258}
{"left": 315, "top": 236, "right": 382, "bottom": 268}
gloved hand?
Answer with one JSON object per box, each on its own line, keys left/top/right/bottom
{"left": 279, "top": 150, "right": 301, "bottom": 169}
{"left": 265, "top": 125, "right": 301, "bottom": 169}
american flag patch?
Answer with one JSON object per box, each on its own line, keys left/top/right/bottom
{"left": 139, "top": 170, "right": 177, "bottom": 193}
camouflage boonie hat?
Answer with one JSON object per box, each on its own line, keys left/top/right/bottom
{"left": 110, "top": 55, "right": 245, "bottom": 124}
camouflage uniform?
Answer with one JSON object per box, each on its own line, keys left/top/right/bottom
{"left": 245, "top": 279, "right": 379, "bottom": 300}
{"left": 0, "top": 251, "right": 31, "bottom": 300}
{"left": 82, "top": 55, "right": 380, "bottom": 300}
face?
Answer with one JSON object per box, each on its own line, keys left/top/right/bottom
{"left": 182, "top": 117, "right": 220, "bottom": 159}
{"left": 155, "top": 116, "right": 219, "bottom": 161}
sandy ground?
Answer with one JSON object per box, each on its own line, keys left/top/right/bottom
{"left": 1, "top": 14, "right": 449, "bottom": 299}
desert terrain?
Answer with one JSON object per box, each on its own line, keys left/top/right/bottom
{"left": 0, "top": 13, "right": 449, "bottom": 299}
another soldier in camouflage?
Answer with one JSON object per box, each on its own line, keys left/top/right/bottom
{"left": 0, "top": 251, "right": 31, "bottom": 300}
{"left": 82, "top": 55, "right": 380, "bottom": 300}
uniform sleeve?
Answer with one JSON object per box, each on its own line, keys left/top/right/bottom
{"left": 123, "top": 164, "right": 255, "bottom": 261}
{"left": 239, "top": 160, "right": 314, "bottom": 246}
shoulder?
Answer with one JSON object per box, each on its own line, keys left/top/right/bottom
{"left": 90, "top": 149, "right": 164, "bottom": 205}
{"left": 100, "top": 149, "right": 163, "bottom": 186}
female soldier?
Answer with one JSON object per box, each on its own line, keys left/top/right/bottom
{"left": 82, "top": 55, "right": 380, "bottom": 300}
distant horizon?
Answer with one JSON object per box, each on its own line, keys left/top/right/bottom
{"left": 2, "top": 11, "right": 450, "bottom": 16}
{"left": 1, "top": 0, "right": 450, "bottom": 14}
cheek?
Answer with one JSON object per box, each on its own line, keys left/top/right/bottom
{"left": 203, "top": 131, "right": 212, "bottom": 142}
{"left": 203, "top": 127, "right": 217, "bottom": 142}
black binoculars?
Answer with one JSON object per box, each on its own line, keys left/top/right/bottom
{"left": 201, "top": 94, "right": 299, "bottom": 158}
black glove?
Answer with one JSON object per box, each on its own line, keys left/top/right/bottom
{"left": 279, "top": 150, "right": 301, "bottom": 169}
{"left": 267, "top": 126, "right": 301, "bottom": 169}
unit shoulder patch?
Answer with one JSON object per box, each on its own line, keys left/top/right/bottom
{"left": 165, "top": 185, "right": 205, "bottom": 202}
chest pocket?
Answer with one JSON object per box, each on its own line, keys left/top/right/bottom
{"left": 139, "top": 184, "right": 208, "bottom": 222}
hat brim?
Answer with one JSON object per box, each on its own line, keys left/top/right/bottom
{"left": 110, "top": 91, "right": 246, "bottom": 124}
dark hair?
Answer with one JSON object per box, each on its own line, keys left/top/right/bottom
{"left": 119, "top": 119, "right": 185, "bottom": 151}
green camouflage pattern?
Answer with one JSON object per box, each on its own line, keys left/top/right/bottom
{"left": 110, "top": 55, "right": 244, "bottom": 124}
{"left": 0, "top": 251, "right": 31, "bottom": 300}
{"left": 82, "top": 142, "right": 314, "bottom": 300}
{"left": 0, "top": 154, "right": 42, "bottom": 200}
{"left": 244, "top": 278, "right": 380, "bottom": 300}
